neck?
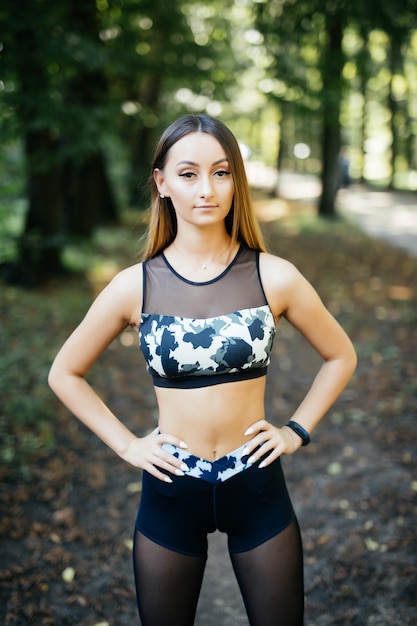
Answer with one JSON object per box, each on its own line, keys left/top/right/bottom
{"left": 174, "top": 233, "right": 232, "bottom": 256}
{"left": 169, "top": 231, "right": 237, "bottom": 271}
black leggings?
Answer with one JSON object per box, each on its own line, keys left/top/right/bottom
{"left": 133, "top": 457, "right": 304, "bottom": 625}
{"left": 133, "top": 518, "right": 304, "bottom": 626}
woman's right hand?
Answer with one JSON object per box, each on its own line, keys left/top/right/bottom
{"left": 121, "top": 428, "right": 189, "bottom": 483}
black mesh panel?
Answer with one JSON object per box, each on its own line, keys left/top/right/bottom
{"left": 142, "top": 246, "right": 267, "bottom": 318}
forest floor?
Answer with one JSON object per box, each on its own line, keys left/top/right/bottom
{"left": 1, "top": 191, "right": 416, "bottom": 625}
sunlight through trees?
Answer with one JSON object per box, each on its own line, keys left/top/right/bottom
{"left": 1, "top": 0, "right": 416, "bottom": 280}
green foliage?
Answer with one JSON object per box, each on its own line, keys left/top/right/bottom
{"left": 0, "top": 0, "right": 417, "bottom": 279}
{"left": 0, "top": 284, "right": 86, "bottom": 476}
{"left": 0, "top": 139, "right": 26, "bottom": 264}
{"left": 0, "top": 0, "right": 113, "bottom": 162}
{"left": 0, "top": 199, "right": 26, "bottom": 264}
{"left": 254, "top": 0, "right": 417, "bottom": 203}
{"left": 0, "top": 214, "right": 145, "bottom": 475}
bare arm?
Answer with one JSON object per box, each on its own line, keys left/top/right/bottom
{"left": 48, "top": 265, "right": 189, "bottom": 482}
{"left": 244, "top": 253, "right": 357, "bottom": 464}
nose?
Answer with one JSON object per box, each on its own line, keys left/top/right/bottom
{"left": 199, "top": 174, "right": 214, "bottom": 198}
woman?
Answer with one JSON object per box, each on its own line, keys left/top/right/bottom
{"left": 49, "top": 114, "right": 357, "bottom": 625}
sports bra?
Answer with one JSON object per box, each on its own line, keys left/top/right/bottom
{"left": 138, "top": 245, "right": 276, "bottom": 389}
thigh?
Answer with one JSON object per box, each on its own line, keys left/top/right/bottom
{"left": 230, "top": 519, "right": 304, "bottom": 626}
{"left": 133, "top": 530, "right": 207, "bottom": 626}
{"left": 217, "top": 458, "right": 295, "bottom": 553}
{"left": 136, "top": 470, "right": 216, "bottom": 557}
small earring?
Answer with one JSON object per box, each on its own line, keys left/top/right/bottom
{"left": 159, "top": 193, "right": 165, "bottom": 199}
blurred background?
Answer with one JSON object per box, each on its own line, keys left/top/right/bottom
{"left": 1, "top": 0, "right": 416, "bottom": 283}
{"left": 1, "top": 3, "right": 417, "bottom": 624}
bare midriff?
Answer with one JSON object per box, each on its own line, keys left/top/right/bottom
{"left": 155, "top": 376, "right": 267, "bottom": 461}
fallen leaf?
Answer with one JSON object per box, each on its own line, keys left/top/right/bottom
{"left": 62, "top": 567, "right": 75, "bottom": 583}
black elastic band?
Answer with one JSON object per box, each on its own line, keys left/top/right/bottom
{"left": 286, "top": 420, "right": 311, "bottom": 446}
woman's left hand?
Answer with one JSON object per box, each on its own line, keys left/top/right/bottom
{"left": 243, "top": 419, "right": 302, "bottom": 467}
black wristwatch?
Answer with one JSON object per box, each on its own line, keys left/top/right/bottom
{"left": 286, "top": 421, "right": 311, "bottom": 446}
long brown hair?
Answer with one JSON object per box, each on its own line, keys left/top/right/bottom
{"left": 141, "top": 114, "right": 266, "bottom": 259}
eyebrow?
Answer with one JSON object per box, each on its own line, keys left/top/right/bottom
{"left": 176, "top": 158, "right": 229, "bottom": 167}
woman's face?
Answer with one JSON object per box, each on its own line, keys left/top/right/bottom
{"left": 154, "top": 132, "right": 234, "bottom": 230}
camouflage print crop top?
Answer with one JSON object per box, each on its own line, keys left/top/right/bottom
{"left": 139, "top": 246, "right": 276, "bottom": 389}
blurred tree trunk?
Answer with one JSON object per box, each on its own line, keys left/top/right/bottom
{"left": 388, "top": 33, "right": 407, "bottom": 189}
{"left": 318, "top": 10, "right": 344, "bottom": 218}
{"left": 127, "top": 74, "right": 162, "bottom": 207}
{"left": 3, "top": 0, "right": 119, "bottom": 283}
{"left": 64, "top": 0, "right": 118, "bottom": 234}
{"left": 357, "top": 27, "right": 370, "bottom": 184}
{"left": 65, "top": 152, "right": 118, "bottom": 238}
{"left": 20, "top": 131, "right": 66, "bottom": 283}
{"left": 12, "top": 3, "right": 66, "bottom": 283}
{"left": 388, "top": 34, "right": 400, "bottom": 188}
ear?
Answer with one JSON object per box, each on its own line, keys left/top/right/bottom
{"left": 153, "top": 169, "right": 169, "bottom": 198}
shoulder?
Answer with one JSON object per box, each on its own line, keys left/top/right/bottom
{"left": 92, "top": 262, "right": 143, "bottom": 327}
{"left": 107, "top": 262, "right": 143, "bottom": 292}
{"left": 259, "top": 252, "right": 303, "bottom": 288}
{"left": 258, "top": 252, "right": 314, "bottom": 318}
{"left": 97, "top": 262, "right": 143, "bottom": 300}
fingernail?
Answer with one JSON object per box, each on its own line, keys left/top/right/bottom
{"left": 247, "top": 456, "right": 255, "bottom": 465}
{"left": 180, "top": 463, "right": 189, "bottom": 472}
{"left": 259, "top": 461, "right": 266, "bottom": 469}
{"left": 244, "top": 427, "right": 253, "bottom": 436}
{"left": 175, "top": 469, "right": 185, "bottom": 476}
{"left": 242, "top": 446, "right": 249, "bottom": 457}
{"left": 179, "top": 441, "right": 188, "bottom": 449}
{"left": 164, "top": 476, "right": 173, "bottom": 483}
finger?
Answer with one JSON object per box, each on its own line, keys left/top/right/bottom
{"left": 153, "top": 439, "right": 190, "bottom": 473}
{"left": 258, "top": 448, "right": 282, "bottom": 468}
{"left": 256, "top": 439, "right": 286, "bottom": 467}
{"left": 244, "top": 419, "right": 268, "bottom": 437}
{"left": 160, "top": 434, "right": 188, "bottom": 450}
{"left": 247, "top": 438, "right": 285, "bottom": 466}
{"left": 242, "top": 433, "right": 269, "bottom": 458}
{"left": 143, "top": 450, "right": 189, "bottom": 482}
{"left": 151, "top": 448, "right": 190, "bottom": 475}
{"left": 144, "top": 464, "right": 173, "bottom": 483}
{"left": 243, "top": 426, "right": 275, "bottom": 456}
{"left": 156, "top": 430, "right": 188, "bottom": 450}
{"left": 247, "top": 443, "right": 273, "bottom": 465}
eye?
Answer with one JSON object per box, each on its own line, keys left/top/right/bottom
{"left": 179, "top": 171, "right": 195, "bottom": 179}
{"left": 215, "top": 170, "right": 231, "bottom": 177}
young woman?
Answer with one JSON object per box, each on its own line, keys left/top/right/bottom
{"left": 49, "top": 114, "right": 357, "bottom": 626}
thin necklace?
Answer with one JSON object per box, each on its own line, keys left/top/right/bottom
{"left": 172, "top": 240, "right": 232, "bottom": 270}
